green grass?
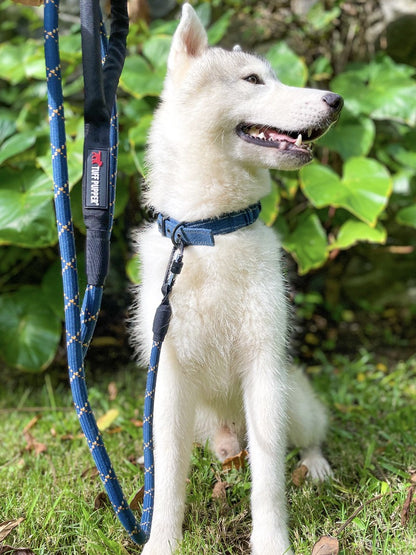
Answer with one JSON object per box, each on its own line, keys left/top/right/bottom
{"left": 1, "top": 352, "right": 416, "bottom": 554}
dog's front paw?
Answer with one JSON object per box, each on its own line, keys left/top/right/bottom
{"left": 251, "top": 526, "right": 293, "bottom": 555}
{"left": 300, "top": 446, "right": 333, "bottom": 481}
{"left": 141, "top": 537, "right": 179, "bottom": 555}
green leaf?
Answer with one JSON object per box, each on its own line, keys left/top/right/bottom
{"left": 142, "top": 35, "right": 171, "bottom": 69}
{"left": 396, "top": 205, "right": 416, "bottom": 228}
{"left": 0, "top": 286, "right": 61, "bottom": 372}
{"left": 306, "top": 3, "right": 341, "bottom": 31}
{"left": 300, "top": 158, "right": 392, "bottom": 226}
{"left": 265, "top": 42, "right": 308, "bottom": 87}
{"left": 119, "top": 55, "right": 165, "bottom": 99}
{"left": 37, "top": 136, "right": 84, "bottom": 189}
{"left": 0, "top": 113, "right": 16, "bottom": 145}
{"left": 0, "top": 167, "right": 56, "bottom": 247}
{"left": 260, "top": 181, "right": 280, "bottom": 226}
{"left": 386, "top": 144, "right": 416, "bottom": 170}
{"left": 331, "top": 56, "right": 416, "bottom": 124}
{"left": 195, "top": 3, "right": 212, "bottom": 28}
{"left": 329, "top": 220, "right": 387, "bottom": 251}
{"left": 207, "top": 10, "right": 233, "bottom": 45}
{"left": 282, "top": 212, "right": 328, "bottom": 275}
{"left": 0, "top": 132, "right": 36, "bottom": 165}
{"left": 317, "top": 109, "right": 375, "bottom": 159}
{"left": 126, "top": 253, "right": 141, "bottom": 284}
{"left": 0, "top": 40, "right": 45, "bottom": 84}
{"left": 128, "top": 114, "right": 154, "bottom": 147}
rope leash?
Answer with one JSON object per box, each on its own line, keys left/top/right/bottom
{"left": 44, "top": 0, "right": 262, "bottom": 544}
{"left": 44, "top": 0, "right": 147, "bottom": 544}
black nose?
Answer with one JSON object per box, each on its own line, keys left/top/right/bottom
{"left": 322, "top": 93, "right": 343, "bottom": 113}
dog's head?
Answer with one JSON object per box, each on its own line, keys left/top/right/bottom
{"left": 162, "top": 4, "right": 343, "bottom": 172}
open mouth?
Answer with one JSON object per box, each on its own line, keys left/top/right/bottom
{"left": 236, "top": 123, "right": 328, "bottom": 154}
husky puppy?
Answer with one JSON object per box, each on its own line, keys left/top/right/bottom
{"left": 133, "top": 4, "right": 343, "bottom": 554}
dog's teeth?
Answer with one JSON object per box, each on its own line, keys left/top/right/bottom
{"left": 307, "top": 128, "right": 313, "bottom": 138}
{"left": 279, "top": 141, "right": 288, "bottom": 151}
{"left": 295, "top": 134, "right": 302, "bottom": 147}
{"left": 258, "top": 132, "right": 266, "bottom": 140}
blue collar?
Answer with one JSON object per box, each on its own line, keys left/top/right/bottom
{"left": 157, "top": 202, "right": 261, "bottom": 246}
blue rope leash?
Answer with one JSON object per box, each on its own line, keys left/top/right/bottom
{"left": 44, "top": 0, "right": 149, "bottom": 544}
{"left": 44, "top": 0, "right": 262, "bottom": 544}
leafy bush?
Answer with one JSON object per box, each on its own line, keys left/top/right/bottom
{"left": 0, "top": 1, "right": 415, "bottom": 371}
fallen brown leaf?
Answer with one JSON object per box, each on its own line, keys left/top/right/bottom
{"left": 0, "top": 518, "right": 25, "bottom": 541}
{"left": 212, "top": 480, "right": 229, "bottom": 501}
{"left": 106, "top": 426, "right": 123, "bottom": 434}
{"left": 129, "top": 486, "right": 144, "bottom": 510}
{"left": 0, "top": 547, "right": 35, "bottom": 555}
{"left": 22, "top": 415, "right": 41, "bottom": 434}
{"left": 401, "top": 485, "right": 415, "bottom": 527}
{"left": 23, "top": 431, "right": 47, "bottom": 455}
{"left": 81, "top": 466, "right": 99, "bottom": 481}
{"left": 311, "top": 535, "right": 339, "bottom": 555}
{"left": 222, "top": 449, "right": 248, "bottom": 472}
{"left": 94, "top": 492, "right": 109, "bottom": 510}
{"left": 130, "top": 418, "right": 143, "bottom": 428}
{"left": 10, "top": 0, "right": 42, "bottom": 6}
{"left": 292, "top": 464, "right": 308, "bottom": 487}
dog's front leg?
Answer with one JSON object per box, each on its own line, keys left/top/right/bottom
{"left": 243, "top": 357, "right": 294, "bottom": 555}
{"left": 141, "top": 348, "right": 195, "bottom": 555}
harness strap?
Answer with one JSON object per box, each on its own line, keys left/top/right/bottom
{"left": 157, "top": 202, "right": 261, "bottom": 246}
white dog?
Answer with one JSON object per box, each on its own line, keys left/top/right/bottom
{"left": 132, "top": 4, "right": 343, "bottom": 554}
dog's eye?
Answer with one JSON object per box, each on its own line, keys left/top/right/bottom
{"left": 243, "top": 74, "right": 263, "bottom": 85}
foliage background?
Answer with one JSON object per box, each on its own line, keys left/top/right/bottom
{"left": 0, "top": 0, "right": 415, "bottom": 372}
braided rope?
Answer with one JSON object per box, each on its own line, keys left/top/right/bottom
{"left": 44, "top": 0, "right": 149, "bottom": 544}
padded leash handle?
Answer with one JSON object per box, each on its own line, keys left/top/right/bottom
{"left": 80, "top": 0, "right": 128, "bottom": 286}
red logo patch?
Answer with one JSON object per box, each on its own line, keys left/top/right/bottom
{"left": 91, "top": 151, "right": 103, "bottom": 167}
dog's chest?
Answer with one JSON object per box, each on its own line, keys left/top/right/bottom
{"left": 164, "top": 225, "right": 287, "bottom": 366}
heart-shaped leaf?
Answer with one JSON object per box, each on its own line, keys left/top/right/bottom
{"left": 317, "top": 109, "right": 375, "bottom": 160}
{"left": 0, "top": 287, "right": 61, "bottom": 372}
{"left": 282, "top": 212, "right": 328, "bottom": 275}
{"left": 207, "top": 10, "right": 233, "bottom": 45}
{"left": 266, "top": 42, "right": 308, "bottom": 87}
{"left": 329, "top": 220, "right": 387, "bottom": 251}
{"left": 331, "top": 56, "right": 416, "bottom": 125}
{"left": 0, "top": 167, "right": 56, "bottom": 247}
{"left": 119, "top": 56, "right": 165, "bottom": 99}
{"left": 396, "top": 205, "right": 416, "bottom": 229}
{"left": 300, "top": 158, "right": 391, "bottom": 226}
{"left": 142, "top": 36, "right": 172, "bottom": 70}
{"left": 260, "top": 181, "right": 280, "bottom": 226}
{"left": 0, "top": 132, "right": 36, "bottom": 165}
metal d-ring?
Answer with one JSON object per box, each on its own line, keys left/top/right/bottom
{"left": 170, "top": 222, "right": 185, "bottom": 247}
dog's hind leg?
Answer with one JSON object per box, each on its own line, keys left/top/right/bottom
{"left": 287, "top": 366, "right": 333, "bottom": 480}
{"left": 141, "top": 347, "right": 196, "bottom": 555}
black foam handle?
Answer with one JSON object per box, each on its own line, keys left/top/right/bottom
{"left": 85, "top": 230, "right": 111, "bottom": 286}
{"left": 152, "top": 301, "right": 172, "bottom": 343}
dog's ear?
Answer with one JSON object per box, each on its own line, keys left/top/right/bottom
{"left": 168, "top": 3, "right": 208, "bottom": 73}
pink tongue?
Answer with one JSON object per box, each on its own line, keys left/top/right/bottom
{"left": 265, "top": 129, "right": 294, "bottom": 143}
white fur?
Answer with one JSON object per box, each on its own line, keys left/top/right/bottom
{"left": 132, "top": 4, "right": 339, "bottom": 554}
